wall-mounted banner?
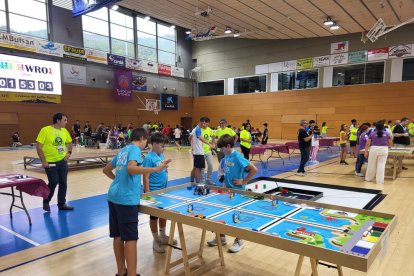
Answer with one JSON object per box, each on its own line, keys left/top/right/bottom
{"left": 368, "top": 47, "right": 389, "bottom": 61}
{"left": 108, "top": 53, "right": 126, "bottom": 68}
{"left": 72, "top": 0, "right": 122, "bottom": 17}
{"left": 160, "top": 93, "right": 179, "bottom": 110}
{"left": 86, "top": 49, "right": 108, "bottom": 64}
{"left": 36, "top": 40, "right": 63, "bottom": 57}
{"left": 158, "top": 64, "right": 172, "bottom": 76}
{"left": 62, "top": 64, "right": 86, "bottom": 85}
{"left": 114, "top": 69, "right": 133, "bottom": 102}
{"left": 348, "top": 50, "right": 368, "bottom": 64}
{"left": 171, "top": 66, "right": 185, "bottom": 78}
{"left": 0, "top": 31, "right": 37, "bottom": 52}
{"left": 282, "top": 60, "right": 297, "bottom": 71}
{"left": 0, "top": 92, "right": 60, "bottom": 103}
{"left": 330, "top": 41, "right": 349, "bottom": 54}
{"left": 296, "top": 58, "right": 313, "bottom": 70}
{"left": 63, "top": 45, "right": 86, "bottom": 61}
{"left": 330, "top": 53, "right": 349, "bottom": 65}
{"left": 132, "top": 74, "right": 147, "bottom": 91}
{"left": 0, "top": 53, "right": 62, "bottom": 95}
{"left": 388, "top": 45, "right": 412, "bottom": 59}
{"left": 313, "top": 55, "right": 330, "bottom": 67}
{"left": 126, "top": 58, "right": 142, "bottom": 71}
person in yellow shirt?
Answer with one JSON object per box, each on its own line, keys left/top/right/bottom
{"left": 349, "top": 119, "right": 358, "bottom": 158}
{"left": 213, "top": 118, "right": 238, "bottom": 162}
{"left": 408, "top": 118, "right": 414, "bottom": 137}
{"left": 36, "top": 113, "right": 73, "bottom": 212}
{"left": 239, "top": 124, "right": 253, "bottom": 160}
{"left": 201, "top": 120, "right": 214, "bottom": 184}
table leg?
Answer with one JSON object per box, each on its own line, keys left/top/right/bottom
{"left": 198, "top": 229, "right": 206, "bottom": 259}
{"left": 18, "top": 189, "right": 32, "bottom": 226}
{"left": 164, "top": 220, "right": 176, "bottom": 274}
{"left": 310, "top": 258, "right": 319, "bottom": 276}
{"left": 294, "top": 255, "right": 304, "bottom": 276}
{"left": 215, "top": 233, "right": 225, "bottom": 266}
{"left": 393, "top": 158, "right": 397, "bottom": 180}
{"left": 9, "top": 187, "right": 15, "bottom": 218}
{"left": 177, "top": 223, "right": 191, "bottom": 275}
{"left": 337, "top": 265, "right": 343, "bottom": 276}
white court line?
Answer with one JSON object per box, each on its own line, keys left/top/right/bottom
{"left": 0, "top": 225, "right": 40, "bottom": 246}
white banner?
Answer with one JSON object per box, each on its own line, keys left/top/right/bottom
{"left": 313, "top": 55, "right": 330, "bottom": 67}
{"left": 0, "top": 54, "right": 62, "bottom": 95}
{"left": 330, "top": 41, "right": 349, "bottom": 54}
{"left": 368, "top": 48, "right": 389, "bottom": 61}
{"left": 171, "top": 66, "right": 185, "bottom": 78}
{"left": 86, "top": 49, "right": 108, "bottom": 64}
{"left": 330, "top": 53, "right": 348, "bottom": 65}
{"left": 0, "top": 31, "right": 37, "bottom": 52}
{"left": 125, "top": 58, "right": 142, "bottom": 71}
{"left": 388, "top": 45, "right": 412, "bottom": 59}
{"left": 36, "top": 40, "right": 64, "bottom": 57}
{"left": 62, "top": 64, "right": 86, "bottom": 85}
{"left": 255, "top": 64, "right": 269, "bottom": 74}
{"left": 282, "top": 60, "right": 297, "bottom": 71}
{"left": 140, "top": 60, "right": 158, "bottom": 74}
{"left": 268, "top": 62, "right": 283, "bottom": 73}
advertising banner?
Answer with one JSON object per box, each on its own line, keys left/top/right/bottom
{"left": 86, "top": 49, "right": 108, "bottom": 64}
{"left": 313, "top": 55, "right": 330, "bottom": 67}
{"left": 330, "top": 53, "right": 349, "bottom": 65}
{"left": 0, "top": 92, "right": 60, "bottom": 103}
{"left": 348, "top": 50, "right": 368, "bottom": 64}
{"left": 331, "top": 41, "right": 349, "bottom": 54}
{"left": 132, "top": 74, "right": 147, "bottom": 91}
{"left": 158, "top": 64, "right": 172, "bottom": 76}
{"left": 282, "top": 60, "right": 297, "bottom": 71}
{"left": 62, "top": 64, "right": 86, "bottom": 85}
{"left": 160, "top": 94, "right": 179, "bottom": 110}
{"left": 171, "top": 66, "right": 185, "bottom": 78}
{"left": 368, "top": 47, "right": 389, "bottom": 61}
{"left": 63, "top": 45, "right": 86, "bottom": 61}
{"left": 114, "top": 69, "right": 133, "bottom": 102}
{"left": 126, "top": 58, "right": 142, "bottom": 71}
{"left": 296, "top": 58, "right": 313, "bottom": 70}
{"left": 0, "top": 31, "right": 37, "bottom": 52}
{"left": 108, "top": 53, "right": 126, "bottom": 68}
{"left": 388, "top": 45, "right": 412, "bottom": 58}
{"left": 36, "top": 40, "right": 64, "bottom": 57}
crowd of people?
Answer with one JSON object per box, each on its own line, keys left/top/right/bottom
{"left": 296, "top": 117, "right": 414, "bottom": 184}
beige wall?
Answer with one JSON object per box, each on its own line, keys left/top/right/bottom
{"left": 192, "top": 82, "right": 414, "bottom": 140}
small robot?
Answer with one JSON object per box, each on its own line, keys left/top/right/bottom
{"left": 193, "top": 184, "right": 210, "bottom": 195}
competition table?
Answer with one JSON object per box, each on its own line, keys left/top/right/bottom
{"left": 23, "top": 151, "right": 117, "bottom": 170}
{"left": 286, "top": 137, "right": 340, "bottom": 158}
{"left": 140, "top": 183, "right": 396, "bottom": 276}
{"left": 0, "top": 174, "right": 49, "bottom": 225}
{"left": 249, "top": 143, "right": 290, "bottom": 164}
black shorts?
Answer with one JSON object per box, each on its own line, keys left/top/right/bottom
{"left": 349, "top": 140, "right": 357, "bottom": 147}
{"left": 108, "top": 201, "right": 139, "bottom": 241}
{"left": 193, "top": 154, "right": 205, "bottom": 169}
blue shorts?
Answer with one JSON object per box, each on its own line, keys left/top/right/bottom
{"left": 108, "top": 201, "right": 139, "bottom": 241}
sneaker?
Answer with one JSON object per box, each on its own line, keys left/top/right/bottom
{"left": 207, "top": 236, "right": 227, "bottom": 246}
{"left": 295, "top": 172, "right": 305, "bottom": 177}
{"left": 228, "top": 239, "right": 244, "bottom": 253}
{"left": 158, "top": 235, "right": 177, "bottom": 245}
{"left": 58, "top": 204, "right": 74, "bottom": 211}
{"left": 43, "top": 202, "right": 50, "bottom": 212}
{"left": 355, "top": 172, "right": 364, "bottom": 177}
{"left": 153, "top": 239, "right": 165, "bottom": 253}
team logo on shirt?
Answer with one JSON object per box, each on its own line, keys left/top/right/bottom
{"left": 116, "top": 152, "right": 128, "bottom": 170}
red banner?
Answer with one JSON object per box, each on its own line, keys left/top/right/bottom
{"left": 158, "top": 64, "right": 171, "bottom": 76}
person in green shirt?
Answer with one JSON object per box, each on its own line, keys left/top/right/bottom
{"left": 321, "top": 122, "right": 332, "bottom": 138}
{"left": 201, "top": 120, "right": 214, "bottom": 184}
{"left": 349, "top": 119, "right": 358, "bottom": 158}
{"left": 213, "top": 118, "right": 238, "bottom": 162}
{"left": 408, "top": 118, "right": 414, "bottom": 137}
{"left": 240, "top": 124, "right": 253, "bottom": 160}
{"left": 36, "top": 113, "right": 74, "bottom": 212}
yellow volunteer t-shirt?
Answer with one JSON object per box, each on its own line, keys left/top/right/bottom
{"left": 201, "top": 127, "right": 213, "bottom": 154}
{"left": 349, "top": 125, "right": 357, "bottom": 141}
{"left": 408, "top": 122, "right": 414, "bottom": 136}
{"left": 240, "top": 129, "right": 252, "bottom": 149}
{"left": 215, "top": 127, "right": 236, "bottom": 152}
{"left": 339, "top": 130, "right": 346, "bottom": 144}
{"left": 36, "top": 126, "right": 72, "bottom": 162}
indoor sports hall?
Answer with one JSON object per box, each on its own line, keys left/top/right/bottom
{"left": 1, "top": 1, "right": 414, "bottom": 276}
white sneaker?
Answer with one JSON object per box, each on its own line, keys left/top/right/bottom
{"left": 228, "top": 239, "right": 244, "bottom": 253}
{"left": 295, "top": 172, "right": 305, "bottom": 177}
{"left": 207, "top": 236, "right": 227, "bottom": 246}
{"left": 355, "top": 172, "right": 364, "bottom": 177}
{"left": 153, "top": 239, "right": 165, "bottom": 253}
{"left": 158, "top": 235, "right": 177, "bottom": 245}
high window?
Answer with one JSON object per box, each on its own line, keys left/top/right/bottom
{"left": 234, "top": 75, "right": 267, "bottom": 94}
{"left": 332, "top": 62, "right": 384, "bottom": 86}
{"left": 198, "top": 80, "right": 225, "bottom": 96}
{"left": 278, "top": 69, "right": 319, "bottom": 90}
{"left": 402, "top": 58, "right": 414, "bottom": 81}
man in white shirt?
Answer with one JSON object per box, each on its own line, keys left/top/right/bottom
{"left": 190, "top": 117, "right": 214, "bottom": 183}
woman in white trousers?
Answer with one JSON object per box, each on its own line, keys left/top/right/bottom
{"left": 364, "top": 122, "right": 392, "bottom": 184}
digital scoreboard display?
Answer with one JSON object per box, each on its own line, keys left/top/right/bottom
{"left": 0, "top": 54, "right": 62, "bottom": 95}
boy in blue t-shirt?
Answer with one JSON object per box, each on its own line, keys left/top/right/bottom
{"left": 143, "top": 132, "right": 175, "bottom": 253}
{"left": 207, "top": 134, "right": 257, "bottom": 253}
{"left": 103, "top": 128, "right": 169, "bottom": 276}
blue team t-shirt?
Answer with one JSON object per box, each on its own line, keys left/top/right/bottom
{"left": 107, "top": 145, "right": 142, "bottom": 206}
{"left": 143, "top": 151, "right": 167, "bottom": 191}
{"left": 223, "top": 149, "right": 250, "bottom": 190}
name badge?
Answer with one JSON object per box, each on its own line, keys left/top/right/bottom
{"left": 57, "top": 145, "right": 64, "bottom": 154}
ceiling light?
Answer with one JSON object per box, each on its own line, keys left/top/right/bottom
{"left": 324, "top": 16, "right": 334, "bottom": 26}
{"left": 330, "top": 23, "right": 340, "bottom": 30}
{"left": 111, "top": 4, "right": 119, "bottom": 11}
{"left": 144, "top": 16, "right": 150, "bottom": 21}
{"left": 185, "top": 30, "right": 191, "bottom": 34}
{"left": 224, "top": 27, "right": 232, "bottom": 34}
{"left": 233, "top": 30, "right": 240, "bottom": 37}
{"left": 170, "top": 25, "right": 175, "bottom": 29}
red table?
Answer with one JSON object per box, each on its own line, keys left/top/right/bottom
{"left": 0, "top": 174, "right": 49, "bottom": 225}
{"left": 250, "top": 143, "right": 290, "bottom": 165}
